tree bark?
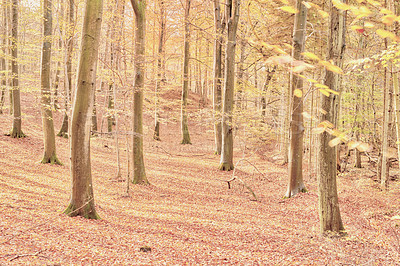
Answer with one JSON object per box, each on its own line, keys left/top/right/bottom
{"left": 212, "top": 0, "right": 225, "bottom": 155}
{"left": 317, "top": 0, "right": 346, "bottom": 234}
{"left": 64, "top": 0, "right": 103, "bottom": 219}
{"left": 130, "top": 0, "right": 149, "bottom": 184}
{"left": 153, "top": 0, "right": 166, "bottom": 141}
{"left": 181, "top": 0, "right": 192, "bottom": 144}
{"left": 219, "top": 0, "right": 240, "bottom": 171}
{"left": 286, "top": 0, "right": 307, "bottom": 198}
{"left": 0, "top": 0, "right": 7, "bottom": 114}
{"left": 57, "top": 0, "right": 74, "bottom": 138}
{"left": 9, "top": 0, "right": 24, "bottom": 138}
{"left": 40, "top": 0, "right": 61, "bottom": 164}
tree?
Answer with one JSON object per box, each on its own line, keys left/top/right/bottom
{"left": 153, "top": 0, "right": 166, "bottom": 141}
{"left": 130, "top": 0, "right": 149, "bottom": 184}
{"left": 64, "top": 0, "right": 103, "bottom": 219}
{"left": 219, "top": 0, "right": 240, "bottom": 171}
{"left": 212, "top": 0, "right": 224, "bottom": 155}
{"left": 40, "top": 0, "right": 61, "bottom": 164}
{"left": 9, "top": 0, "right": 24, "bottom": 138}
{"left": 57, "top": 0, "right": 74, "bottom": 138}
{"left": 317, "top": 0, "right": 346, "bottom": 234}
{"left": 0, "top": 0, "right": 7, "bottom": 114}
{"left": 285, "top": 0, "right": 307, "bottom": 198}
{"left": 181, "top": 0, "right": 192, "bottom": 145}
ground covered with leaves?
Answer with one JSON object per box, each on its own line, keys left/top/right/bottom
{"left": 0, "top": 91, "right": 400, "bottom": 264}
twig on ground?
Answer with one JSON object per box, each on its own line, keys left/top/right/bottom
{"left": 223, "top": 158, "right": 265, "bottom": 202}
{"left": 9, "top": 250, "right": 46, "bottom": 262}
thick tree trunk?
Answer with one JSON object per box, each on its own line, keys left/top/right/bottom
{"left": 317, "top": 0, "right": 346, "bottom": 234}
{"left": 64, "top": 0, "right": 103, "bottom": 219}
{"left": 40, "top": 0, "right": 61, "bottom": 164}
{"left": 286, "top": 0, "right": 307, "bottom": 198}
{"left": 9, "top": 0, "right": 24, "bottom": 138}
{"left": 181, "top": 0, "right": 192, "bottom": 144}
{"left": 130, "top": 0, "right": 149, "bottom": 184}
{"left": 219, "top": 0, "right": 240, "bottom": 171}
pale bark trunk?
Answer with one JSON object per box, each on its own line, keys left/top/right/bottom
{"left": 213, "top": 0, "right": 224, "bottom": 155}
{"left": 9, "top": 0, "right": 24, "bottom": 138}
{"left": 64, "top": 0, "right": 103, "bottom": 219}
{"left": 219, "top": 0, "right": 240, "bottom": 171}
{"left": 181, "top": 0, "right": 192, "bottom": 144}
{"left": 130, "top": 0, "right": 149, "bottom": 184}
{"left": 0, "top": 0, "right": 7, "bottom": 114}
{"left": 286, "top": 0, "right": 307, "bottom": 198}
{"left": 317, "top": 0, "right": 346, "bottom": 234}
{"left": 381, "top": 64, "right": 391, "bottom": 189}
{"left": 153, "top": 0, "right": 166, "bottom": 141}
{"left": 58, "top": 0, "right": 74, "bottom": 138}
{"left": 41, "top": 0, "right": 61, "bottom": 164}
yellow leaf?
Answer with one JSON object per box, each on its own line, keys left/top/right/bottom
{"left": 380, "top": 8, "right": 393, "bottom": 15}
{"left": 312, "top": 127, "right": 325, "bottom": 134}
{"left": 294, "top": 89, "right": 303, "bottom": 97}
{"left": 329, "top": 137, "right": 342, "bottom": 147}
{"left": 302, "top": 1, "right": 312, "bottom": 9}
{"left": 319, "top": 108, "right": 327, "bottom": 115}
{"left": 280, "top": 6, "right": 298, "bottom": 14}
{"left": 382, "top": 15, "right": 397, "bottom": 26}
{"left": 366, "top": 0, "right": 381, "bottom": 7}
{"left": 376, "top": 29, "right": 400, "bottom": 41}
{"left": 302, "top": 52, "right": 321, "bottom": 61}
{"left": 320, "top": 60, "right": 344, "bottom": 74}
{"left": 356, "top": 142, "right": 371, "bottom": 152}
{"left": 318, "top": 10, "right": 329, "bottom": 19}
{"left": 332, "top": 0, "right": 351, "bottom": 10}
{"left": 326, "top": 88, "right": 339, "bottom": 95}
{"left": 265, "top": 55, "right": 292, "bottom": 65}
{"left": 352, "top": 6, "right": 372, "bottom": 19}
{"left": 293, "top": 65, "right": 307, "bottom": 73}
{"left": 272, "top": 45, "right": 288, "bottom": 55}
{"left": 307, "top": 78, "right": 318, "bottom": 83}
{"left": 351, "top": 25, "right": 364, "bottom": 32}
{"left": 319, "top": 89, "right": 330, "bottom": 97}
{"left": 364, "top": 22, "right": 375, "bottom": 28}
{"left": 319, "top": 120, "right": 334, "bottom": 128}
{"left": 347, "top": 140, "right": 360, "bottom": 150}
{"left": 315, "top": 83, "right": 329, "bottom": 89}
{"left": 302, "top": 111, "right": 312, "bottom": 119}
{"left": 279, "top": 0, "right": 289, "bottom": 4}
{"left": 283, "top": 43, "right": 294, "bottom": 50}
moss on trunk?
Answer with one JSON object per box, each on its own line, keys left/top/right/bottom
{"left": 219, "top": 162, "right": 234, "bottom": 171}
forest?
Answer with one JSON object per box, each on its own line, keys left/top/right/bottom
{"left": 0, "top": 0, "right": 400, "bottom": 264}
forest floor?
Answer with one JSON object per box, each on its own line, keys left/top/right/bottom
{"left": 0, "top": 89, "right": 400, "bottom": 265}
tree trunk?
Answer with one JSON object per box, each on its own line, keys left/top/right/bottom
{"left": 212, "top": 0, "right": 224, "bottom": 155}
{"left": 40, "top": 0, "right": 61, "bottom": 164}
{"left": 58, "top": 0, "right": 74, "bottom": 138}
{"left": 317, "top": 0, "right": 346, "bottom": 234}
{"left": 64, "top": 0, "right": 103, "bottom": 219}
{"left": 130, "top": 0, "right": 149, "bottom": 184}
{"left": 219, "top": 0, "right": 240, "bottom": 171}
{"left": 153, "top": 0, "right": 166, "bottom": 141}
{"left": 181, "top": 0, "right": 192, "bottom": 144}
{"left": 9, "top": 0, "right": 24, "bottom": 138}
{"left": 286, "top": 0, "right": 307, "bottom": 198}
{"left": 0, "top": 0, "right": 7, "bottom": 114}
